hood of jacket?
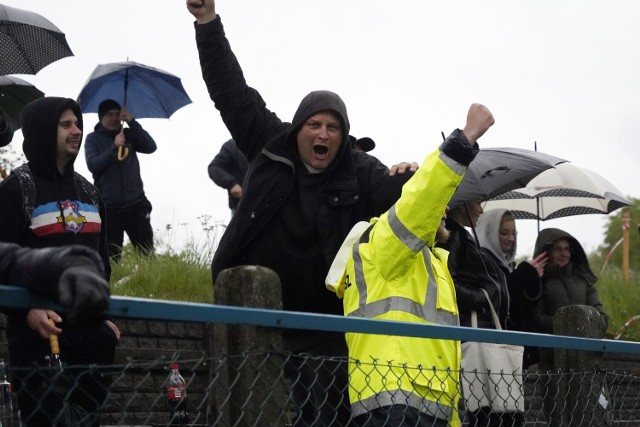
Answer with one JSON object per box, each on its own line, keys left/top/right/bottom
{"left": 20, "top": 97, "right": 83, "bottom": 179}
{"left": 534, "top": 227, "right": 596, "bottom": 281}
{"left": 476, "top": 208, "right": 516, "bottom": 272}
{"left": 284, "top": 90, "right": 351, "bottom": 174}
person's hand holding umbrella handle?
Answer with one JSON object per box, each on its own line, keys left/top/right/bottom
{"left": 26, "top": 309, "right": 61, "bottom": 338}
{"left": 47, "top": 318, "right": 63, "bottom": 368}
{"left": 116, "top": 107, "right": 133, "bottom": 161}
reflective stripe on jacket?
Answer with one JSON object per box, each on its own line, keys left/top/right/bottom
{"left": 327, "top": 144, "right": 469, "bottom": 426}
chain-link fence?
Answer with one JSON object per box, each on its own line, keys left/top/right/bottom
{"left": 2, "top": 352, "right": 639, "bottom": 426}
{"left": 2, "top": 282, "right": 640, "bottom": 426}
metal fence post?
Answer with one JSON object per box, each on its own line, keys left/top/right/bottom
{"left": 553, "top": 305, "right": 611, "bottom": 426}
{"left": 210, "top": 265, "right": 286, "bottom": 426}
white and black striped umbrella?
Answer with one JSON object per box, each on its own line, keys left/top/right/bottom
{"left": 0, "top": 3, "right": 73, "bottom": 75}
{"left": 484, "top": 162, "right": 631, "bottom": 220}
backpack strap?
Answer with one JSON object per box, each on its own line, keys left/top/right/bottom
{"left": 73, "top": 172, "right": 101, "bottom": 208}
{"left": 11, "top": 164, "right": 36, "bottom": 224}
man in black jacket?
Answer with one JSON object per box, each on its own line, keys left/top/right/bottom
{"left": 84, "top": 99, "right": 157, "bottom": 261}
{"left": 187, "top": 1, "right": 416, "bottom": 424}
{"left": 208, "top": 138, "right": 248, "bottom": 216}
{"left": 0, "top": 97, "right": 119, "bottom": 426}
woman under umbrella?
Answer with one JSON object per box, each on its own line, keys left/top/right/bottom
{"left": 532, "top": 228, "right": 608, "bottom": 426}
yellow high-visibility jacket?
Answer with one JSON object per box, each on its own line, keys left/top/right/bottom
{"left": 327, "top": 131, "right": 476, "bottom": 426}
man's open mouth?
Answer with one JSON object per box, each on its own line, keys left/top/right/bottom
{"left": 314, "top": 145, "right": 329, "bottom": 155}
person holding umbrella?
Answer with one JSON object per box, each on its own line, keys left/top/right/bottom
{"left": 84, "top": 99, "right": 157, "bottom": 261}
{"left": 0, "top": 96, "right": 119, "bottom": 426}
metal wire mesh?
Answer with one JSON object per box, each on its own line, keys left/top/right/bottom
{"left": 3, "top": 352, "right": 639, "bottom": 426}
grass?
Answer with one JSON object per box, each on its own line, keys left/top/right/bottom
{"left": 109, "top": 215, "right": 224, "bottom": 303}
{"left": 109, "top": 242, "right": 213, "bottom": 304}
{"left": 596, "top": 265, "right": 640, "bottom": 341}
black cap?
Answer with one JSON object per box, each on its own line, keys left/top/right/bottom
{"left": 98, "top": 99, "right": 121, "bottom": 120}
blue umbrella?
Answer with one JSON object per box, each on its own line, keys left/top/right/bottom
{"left": 77, "top": 61, "right": 192, "bottom": 119}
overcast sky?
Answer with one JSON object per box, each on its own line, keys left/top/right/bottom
{"left": 3, "top": 0, "right": 639, "bottom": 261}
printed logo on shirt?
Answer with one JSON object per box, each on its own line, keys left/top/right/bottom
{"left": 30, "top": 200, "right": 102, "bottom": 236}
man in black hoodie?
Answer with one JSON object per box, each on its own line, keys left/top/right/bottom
{"left": 0, "top": 97, "right": 119, "bottom": 426}
{"left": 187, "top": 1, "right": 416, "bottom": 425}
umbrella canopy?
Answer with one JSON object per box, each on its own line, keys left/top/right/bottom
{"left": 0, "top": 3, "right": 74, "bottom": 75}
{"left": 483, "top": 162, "right": 631, "bottom": 220}
{"left": 0, "top": 75, "right": 44, "bottom": 129}
{"left": 77, "top": 61, "right": 192, "bottom": 119}
{"left": 449, "top": 147, "right": 567, "bottom": 208}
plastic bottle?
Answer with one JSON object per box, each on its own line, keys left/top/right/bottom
{"left": 0, "top": 358, "right": 19, "bottom": 427}
{"left": 167, "top": 363, "right": 189, "bottom": 425}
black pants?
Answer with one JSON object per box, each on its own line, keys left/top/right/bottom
{"left": 7, "top": 317, "right": 118, "bottom": 427}
{"left": 352, "top": 405, "right": 449, "bottom": 427}
{"left": 106, "top": 200, "right": 154, "bottom": 261}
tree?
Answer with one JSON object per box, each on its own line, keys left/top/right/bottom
{"left": 0, "top": 144, "right": 25, "bottom": 178}
{"left": 596, "top": 198, "right": 640, "bottom": 272}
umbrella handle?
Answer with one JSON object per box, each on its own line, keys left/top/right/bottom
{"left": 48, "top": 319, "right": 60, "bottom": 356}
{"left": 117, "top": 145, "right": 130, "bottom": 161}
{"left": 0, "top": 165, "right": 7, "bottom": 179}
{"left": 116, "top": 126, "right": 129, "bottom": 161}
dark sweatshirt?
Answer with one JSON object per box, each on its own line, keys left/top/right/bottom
{"left": 0, "top": 97, "right": 109, "bottom": 277}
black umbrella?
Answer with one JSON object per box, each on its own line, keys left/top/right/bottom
{"left": 449, "top": 147, "right": 568, "bottom": 208}
{"left": 0, "top": 3, "right": 74, "bottom": 75}
{"left": 0, "top": 75, "right": 44, "bottom": 130}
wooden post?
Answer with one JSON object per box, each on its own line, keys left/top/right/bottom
{"left": 622, "top": 210, "right": 630, "bottom": 284}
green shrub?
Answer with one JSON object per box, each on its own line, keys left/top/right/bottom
{"left": 597, "top": 265, "right": 640, "bottom": 341}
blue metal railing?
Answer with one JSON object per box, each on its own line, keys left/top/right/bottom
{"left": 1, "top": 284, "right": 638, "bottom": 355}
